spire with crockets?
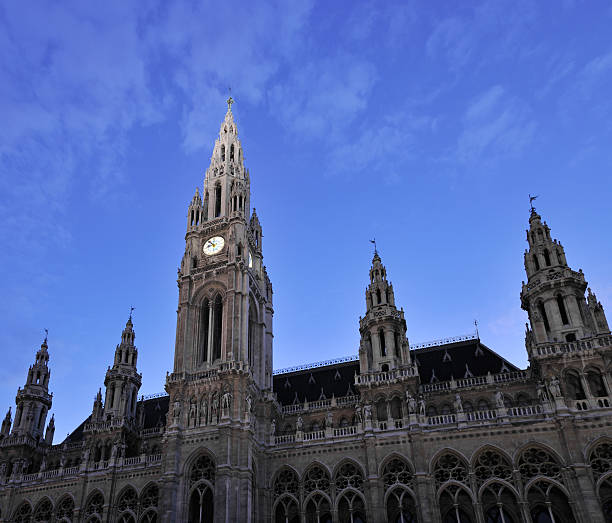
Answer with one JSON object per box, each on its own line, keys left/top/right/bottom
{"left": 521, "top": 203, "right": 610, "bottom": 346}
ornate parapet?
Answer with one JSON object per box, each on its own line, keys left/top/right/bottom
{"left": 528, "top": 334, "right": 612, "bottom": 359}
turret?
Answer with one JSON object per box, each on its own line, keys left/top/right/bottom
{"left": 103, "top": 314, "right": 142, "bottom": 420}
{"left": 521, "top": 204, "right": 610, "bottom": 345}
{"left": 11, "top": 335, "right": 53, "bottom": 439}
{"left": 1, "top": 407, "right": 11, "bottom": 437}
{"left": 187, "top": 187, "right": 203, "bottom": 232}
{"left": 44, "top": 414, "right": 55, "bottom": 445}
{"left": 91, "top": 388, "right": 104, "bottom": 421}
{"left": 358, "top": 249, "right": 409, "bottom": 373}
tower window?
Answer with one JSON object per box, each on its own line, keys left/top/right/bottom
{"left": 543, "top": 248, "right": 551, "bottom": 266}
{"left": 230, "top": 144, "right": 235, "bottom": 161}
{"left": 221, "top": 145, "right": 226, "bottom": 161}
{"left": 379, "top": 330, "right": 386, "bottom": 357}
{"left": 214, "top": 186, "right": 222, "bottom": 217}
{"left": 190, "top": 210, "right": 194, "bottom": 226}
{"left": 533, "top": 254, "right": 540, "bottom": 271}
{"left": 557, "top": 295, "right": 569, "bottom": 325}
{"left": 395, "top": 332, "right": 401, "bottom": 358}
{"left": 201, "top": 299, "right": 210, "bottom": 363}
{"left": 213, "top": 295, "right": 223, "bottom": 360}
{"left": 376, "top": 288, "right": 382, "bottom": 305}
{"left": 538, "top": 302, "right": 550, "bottom": 332}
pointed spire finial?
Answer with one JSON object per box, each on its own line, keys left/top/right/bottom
{"left": 370, "top": 238, "right": 378, "bottom": 256}
{"left": 227, "top": 95, "right": 234, "bottom": 112}
{"left": 474, "top": 319, "right": 479, "bottom": 339}
{"left": 44, "top": 328, "right": 48, "bottom": 343}
{"left": 129, "top": 306, "right": 135, "bottom": 321}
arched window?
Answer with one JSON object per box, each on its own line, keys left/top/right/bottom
{"left": 12, "top": 502, "right": 32, "bottom": 523}
{"left": 439, "top": 485, "right": 475, "bottom": 523}
{"left": 376, "top": 288, "right": 382, "bottom": 304}
{"left": 230, "top": 144, "right": 234, "bottom": 161}
{"left": 477, "top": 399, "right": 490, "bottom": 411}
{"left": 305, "top": 493, "right": 332, "bottom": 523}
{"left": 376, "top": 399, "right": 388, "bottom": 421}
{"left": 200, "top": 298, "right": 210, "bottom": 364}
{"left": 390, "top": 397, "right": 402, "bottom": 419}
{"left": 140, "top": 483, "right": 159, "bottom": 522}
{"left": 480, "top": 482, "right": 520, "bottom": 522}
{"left": 556, "top": 295, "right": 569, "bottom": 325}
{"left": 188, "top": 455, "right": 215, "bottom": 523}
{"left": 221, "top": 145, "right": 225, "bottom": 161}
{"left": 517, "top": 447, "right": 562, "bottom": 483}
{"left": 84, "top": 491, "right": 105, "bottom": 522}
{"left": 543, "top": 248, "right": 551, "bottom": 266}
{"left": 433, "top": 453, "right": 469, "bottom": 489}
{"left": 335, "top": 462, "right": 364, "bottom": 492}
{"left": 304, "top": 464, "right": 331, "bottom": 495}
{"left": 533, "top": 254, "right": 540, "bottom": 271}
{"left": 564, "top": 370, "right": 585, "bottom": 400}
{"left": 394, "top": 332, "right": 401, "bottom": 358}
{"left": 527, "top": 481, "right": 574, "bottom": 523}
{"left": 588, "top": 441, "right": 612, "bottom": 481}
{"left": 214, "top": 186, "right": 222, "bottom": 218}
{"left": 55, "top": 495, "right": 75, "bottom": 521}
{"left": 379, "top": 330, "right": 387, "bottom": 357}
{"left": 273, "top": 468, "right": 299, "bottom": 523}
{"left": 115, "top": 487, "right": 137, "bottom": 522}
{"left": 537, "top": 302, "right": 550, "bottom": 333}
{"left": 33, "top": 498, "right": 53, "bottom": 522}
{"left": 586, "top": 370, "right": 607, "bottom": 397}
{"left": 598, "top": 476, "right": 612, "bottom": 522}
{"left": 212, "top": 295, "right": 223, "bottom": 360}
{"left": 248, "top": 300, "right": 258, "bottom": 368}
{"left": 337, "top": 491, "right": 366, "bottom": 523}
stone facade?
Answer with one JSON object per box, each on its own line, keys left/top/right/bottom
{"left": 1, "top": 101, "right": 612, "bottom": 523}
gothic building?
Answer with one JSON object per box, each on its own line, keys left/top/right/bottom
{"left": 1, "top": 101, "right": 612, "bottom": 523}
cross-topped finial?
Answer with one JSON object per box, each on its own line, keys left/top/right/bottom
{"left": 529, "top": 194, "right": 538, "bottom": 212}
{"left": 227, "top": 94, "right": 234, "bottom": 111}
{"left": 370, "top": 238, "right": 378, "bottom": 255}
{"left": 129, "top": 306, "right": 135, "bottom": 321}
{"left": 44, "top": 328, "right": 48, "bottom": 343}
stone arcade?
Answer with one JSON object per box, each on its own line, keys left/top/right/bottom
{"left": 1, "top": 102, "right": 612, "bottom": 522}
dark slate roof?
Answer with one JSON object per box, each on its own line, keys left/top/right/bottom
{"left": 413, "top": 339, "right": 520, "bottom": 383}
{"left": 273, "top": 360, "right": 359, "bottom": 405}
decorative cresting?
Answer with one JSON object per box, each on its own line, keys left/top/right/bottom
{"left": 473, "top": 449, "right": 513, "bottom": 485}
{"left": 517, "top": 447, "right": 562, "bottom": 482}
{"left": 83, "top": 491, "right": 105, "bottom": 522}
{"left": 12, "top": 501, "right": 32, "bottom": 523}
{"left": 382, "top": 457, "right": 417, "bottom": 523}
{"left": 54, "top": 495, "right": 75, "bottom": 522}
{"left": 33, "top": 498, "right": 53, "bottom": 522}
{"left": 432, "top": 452, "right": 469, "bottom": 489}
{"left": 188, "top": 454, "right": 216, "bottom": 523}
{"left": 273, "top": 468, "right": 299, "bottom": 523}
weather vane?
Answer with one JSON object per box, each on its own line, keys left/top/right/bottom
{"left": 474, "top": 319, "right": 479, "bottom": 339}
{"left": 370, "top": 238, "right": 378, "bottom": 255}
{"left": 529, "top": 194, "right": 538, "bottom": 212}
{"left": 129, "top": 306, "right": 135, "bottom": 320}
{"left": 44, "top": 328, "right": 48, "bottom": 343}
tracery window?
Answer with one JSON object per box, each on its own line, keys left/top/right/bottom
{"left": 481, "top": 482, "right": 520, "bottom": 523}
{"left": 382, "top": 458, "right": 414, "bottom": 490}
{"left": 116, "top": 487, "right": 138, "bottom": 522}
{"left": 598, "top": 476, "right": 612, "bottom": 522}
{"left": 433, "top": 453, "right": 469, "bottom": 489}
{"left": 304, "top": 465, "right": 331, "bottom": 494}
{"left": 473, "top": 450, "right": 512, "bottom": 485}
{"left": 13, "top": 502, "right": 32, "bottom": 523}
{"left": 334, "top": 462, "right": 364, "bottom": 492}
{"left": 527, "top": 480, "right": 574, "bottom": 522}
{"left": 32, "top": 498, "right": 53, "bottom": 523}
{"left": 386, "top": 488, "right": 417, "bottom": 523}
{"left": 304, "top": 493, "right": 332, "bottom": 523}
{"left": 188, "top": 455, "right": 216, "bottom": 523}
{"left": 439, "top": 485, "right": 475, "bottom": 523}
{"left": 337, "top": 491, "right": 366, "bottom": 523}
{"left": 55, "top": 495, "right": 74, "bottom": 522}
{"left": 274, "top": 496, "right": 299, "bottom": 523}
{"left": 586, "top": 370, "right": 607, "bottom": 397}
{"left": 84, "top": 492, "right": 104, "bottom": 522}
{"left": 517, "top": 448, "right": 562, "bottom": 482}
{"left": 589, "top": 441, "right": 612, "bottom": 482}
{"left": 273, "top": 468, "right": 300, "bottom": 523}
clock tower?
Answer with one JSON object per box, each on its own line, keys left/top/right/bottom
{"left": 171, "top": 98, "right": 273, "bottom": 389}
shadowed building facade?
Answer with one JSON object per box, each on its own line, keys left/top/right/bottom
{"left": 1, "top": 102, "right": 612, "bottom": 523}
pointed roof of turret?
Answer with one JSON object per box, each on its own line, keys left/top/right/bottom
{"left": 190, "top": 186, "right": 202, "bottom": 206}
{"left": 4, "top": 407, "right": 11, "bottom": 422}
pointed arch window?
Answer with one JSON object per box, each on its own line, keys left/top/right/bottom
{"left": 189, "top": 455, "right": 216, "bottom": 523}
{"left": 533, "top": 254, "right": 540, "bottom": 271}
{"left": 200, "top": 298, "right": 210, "bottom": 363}
{"left": 543, "top": 248, "right": 551, "bottom": 266}
{"left": 379, "top": 330, "right": 387, "bottom": 357}
{"left": 214, "top": 185, "right": 222, "bottom": 218}
{"left": 248, "top": 301, "right": 257, "bottom": 367}
{"left": 230, "top": 144, "right": 235, "bottom": 161}
{"left": 221, "top": 145, "right": 225, "bottom": 161}
{"left": 212, "top": 295, "right": 223, "bottom": 360}
{"left": 376, "top": 288, "right": 382, "bottom": 304}
{"left": 556, "top": 295, "right": 569, "bottom": 325}
{"left": 537, "top": 302, "right": 550, "bottom": 333}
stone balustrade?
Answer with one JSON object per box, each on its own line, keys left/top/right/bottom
{"left": 280, "top": 395, "right": 358, "bottom": 415}
{"left": 529, "top": 334, "right": 612, "bottom": 359}
{"left": 420, "top": 370, "right": 529, "bottom": 393}
{"left": 355, "top": 367, "right": 417, "bottom": 386}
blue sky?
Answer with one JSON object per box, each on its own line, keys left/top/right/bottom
{"left": 1, "top": 1, "right": 612, "bottom": 441}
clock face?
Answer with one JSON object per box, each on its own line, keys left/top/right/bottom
{"left": 203, "top": 236, "right": 225, "bottom": 256}
{"left": 248, "top": 252, "right": 253, "bottom": 268}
